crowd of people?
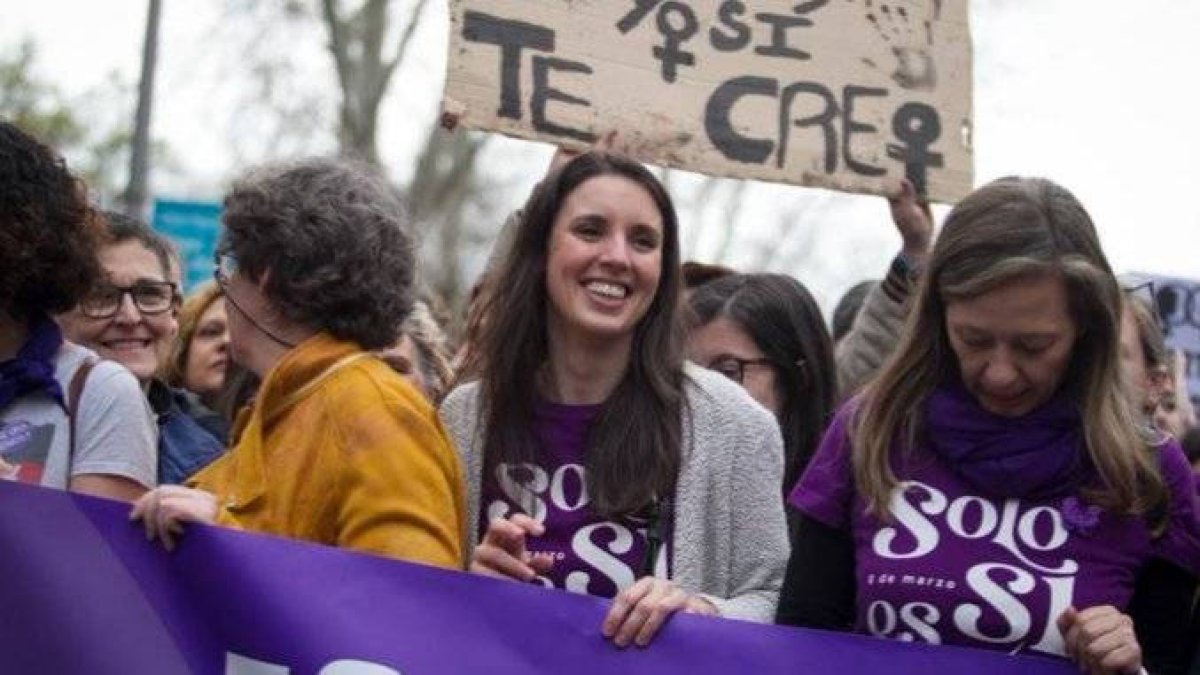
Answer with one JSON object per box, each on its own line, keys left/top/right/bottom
{"left": 2, "top": 118, "right": 1199, "bottom": 673}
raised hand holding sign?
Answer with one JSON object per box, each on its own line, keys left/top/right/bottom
{"left": 444, "top": 0, "right": 973, "bottom": 203}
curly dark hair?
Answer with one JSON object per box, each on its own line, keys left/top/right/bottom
{"left": 0, "top": 121, "right": 99, "bottom": 319}
{"left": 219, "top": 158, "right": 414, "bottom": 350}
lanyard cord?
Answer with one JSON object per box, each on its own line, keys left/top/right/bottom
{"left": 640, "top": 495, "right": 672, "bottom": 578}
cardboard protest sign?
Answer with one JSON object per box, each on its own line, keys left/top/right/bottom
{"left": 443, "top": 0, "right": 973, "bottom": 202}
{"left": 1132, "top": 273, "right": 1200, "bottom": 413}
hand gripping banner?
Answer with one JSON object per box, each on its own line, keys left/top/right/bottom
{"left": 0, "top": 482, "right": 1074, "bottom": 674}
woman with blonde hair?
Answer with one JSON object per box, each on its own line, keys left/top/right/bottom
{"left": 778, "top": 177, "right": 1200, "bottom": 674}
{"left": 378, "top": 300, "right": 455, "bottom": 403}
{"left": 1117, "top": 289, "right": 1169, "bottom": 424}
{"left": 161, "top": 281, "right": 230, "bottom": 442}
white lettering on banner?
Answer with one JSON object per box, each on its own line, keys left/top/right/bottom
{"left": 945, "top": 496, "right": 996, "bottom": 540}
{"left": 867, "top": 600, "right": 897, "bottom": 636}
{"left": 899, "top": 602, "right": 942, "bottom": 644}
{"left": 867, "top": 601, "right": 942, "bottom": 644}
{"left": 873, "top": 481, "right": 947, "bottom": 559}
{"left": 550, "top": 463, "right": 589, "bottom": 512}
{"left": 954, "top": 563, "right": 1034, "bottom": 644}
{"left": 1027, "top": 575, "right": 1072, "bottom": 655}
{"left": 226, "top": 654, "right": 403, "bottom": 674}
{"left": 320, "top": 662, "right": 402, "bottom": 675}
{"left": 227, "top": 653, "right": 289, "bottom": 675}
{"left": 491, "top": 463, "right": 595, "bottom": 522}
{"left": 994, "top": 502, "right": 1074, "bottom": 575}
{"left": 874, "top": 482, "right": 1078, "bottom": 575}
{"left": 492, "top": 463, "right": 550, "bottom": 522}
{"left": 868, "top": 481, "right": 1079, "bottom": 656}
{"left": 567, "top": 522, "right": 637, "bottom": 594}
{"left": 1018, "top": 507, "right": 1068, "bottom": 553}
{"left": 491, "top": 463, "right": 664, "bottom": 595}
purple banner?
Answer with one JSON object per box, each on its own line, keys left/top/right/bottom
{"left": 0, "top": 481, "right": 1075, "bottom": 674}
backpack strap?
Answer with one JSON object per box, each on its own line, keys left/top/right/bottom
{"left": 67, "top": 359, "right": 97, "bottom": 466}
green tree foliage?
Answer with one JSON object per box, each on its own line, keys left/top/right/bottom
{"left": 0, "top": 39, "right": 86, "bottom": 149}
{"left": 0, "top": 37, "right": 171, "bottom": 205}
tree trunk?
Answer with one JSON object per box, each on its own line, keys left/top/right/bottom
{"left": 322, "top": 0, "right": 429, "bottom": 166}
{"left": 124, "top": 0, "right": 161, "bottom": 219}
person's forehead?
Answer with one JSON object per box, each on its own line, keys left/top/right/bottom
{"left": 946, "top": 276, "right": 1072, "bottom": 324}
{"left": 197, "top": 298, "right": 227, "bottom": 323}
{"left": 560, "top": 176, "right": 663, "bottom": 226}
{"left": 688, "top": 317, "right": 761, "bottom": 357}
{"left": 98, "top": 240, "right": 169, "bottom": 282}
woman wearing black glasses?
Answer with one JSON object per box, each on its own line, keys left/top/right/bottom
{"left": 59, "top": 211, "right": 226, "bottom": 486}
{"left": 0, "top": 122, "right": 157, "bottom": 501}
{"left": 687, "top": 274, "right": 838, "bottom": 500}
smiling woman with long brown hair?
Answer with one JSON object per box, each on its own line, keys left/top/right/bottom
{"left": 441, "top": 151, "right": 788, "bottom": 648}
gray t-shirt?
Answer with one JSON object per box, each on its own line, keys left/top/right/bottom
{"left": 0, "top": 343, "right": 157, "bottom": 489}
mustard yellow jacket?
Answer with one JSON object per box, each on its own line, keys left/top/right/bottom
{"left": 189, "top": 333, "right": 465, "bottom": 568}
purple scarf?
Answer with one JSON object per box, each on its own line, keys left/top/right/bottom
{"left": 0, "top": 315, "right": 65, "bottom": 411}
{"left": 924, "top": 384, "right": 1091, "bottom": 501}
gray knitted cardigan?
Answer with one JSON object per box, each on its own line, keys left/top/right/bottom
{"left": 438, "top": 363, "right": 790, "bottom": 623}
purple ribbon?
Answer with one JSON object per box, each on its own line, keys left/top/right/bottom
{"left": 0, "top": 313, "right": 65, "bottom": 411}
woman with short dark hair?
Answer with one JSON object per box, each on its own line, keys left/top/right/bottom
{"left": 132, "top": 158, "right": 465, "bottom": 568}
{"left": 59, "top": 211, "right": 226, "bottom": 485}
{"left": 687, "top": 273, "right": 837, "bottom": 499}
{"left": 441, "top": 152, "right": 788, "bottom": 647}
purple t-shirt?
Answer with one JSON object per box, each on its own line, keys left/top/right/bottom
{"left": 479, "top": 400, "right": 670, "bottom": 599}
{"left": 789, "top": 404, "right": 1200, "bottom": 659}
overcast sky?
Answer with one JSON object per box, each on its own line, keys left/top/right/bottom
{"left": 3, "top": 0, "right": 1198, "bottom": 309}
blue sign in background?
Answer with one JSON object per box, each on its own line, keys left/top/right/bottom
{"left": 152, "top": 198, "right": 222, "bottom": 293}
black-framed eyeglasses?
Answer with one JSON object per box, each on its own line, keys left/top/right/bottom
{"left": 79, "top": 281, "right": 178, "bottom": 319}
{"left": 213, "top": 252, "right": 239, "bottom": 287}
{"left": 706, "top": 356, "right": 774, "bottom": 385}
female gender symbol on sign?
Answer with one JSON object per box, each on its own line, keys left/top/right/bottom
{"left": 886, "top": 102, "right": 943, "bottom": 197}
{"left": 616, "top": 0, "right": 700, "bottom": 83}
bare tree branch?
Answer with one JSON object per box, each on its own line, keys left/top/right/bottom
{"left": 320, "top": 0, "right": 360, "bottom": 156}
{"left": 760, "top": 196, "right": 824, "bottom": 271}
{"left": 680, "top": 175, "right": 723, "bottom": 261}
{"left": 225, "top": 0, "right": 498, "bottom": 308}
{"left": 360, "top": 0, "right": 387, "bottom": 98}
{"left": 712, "top": 180, "right": 748, "bottom": 265}
{"left": 320, "top": 0, "right": 353, "bottom": 108}
{"left": 383, "top": 0, "right": 431, "bottom": 83}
